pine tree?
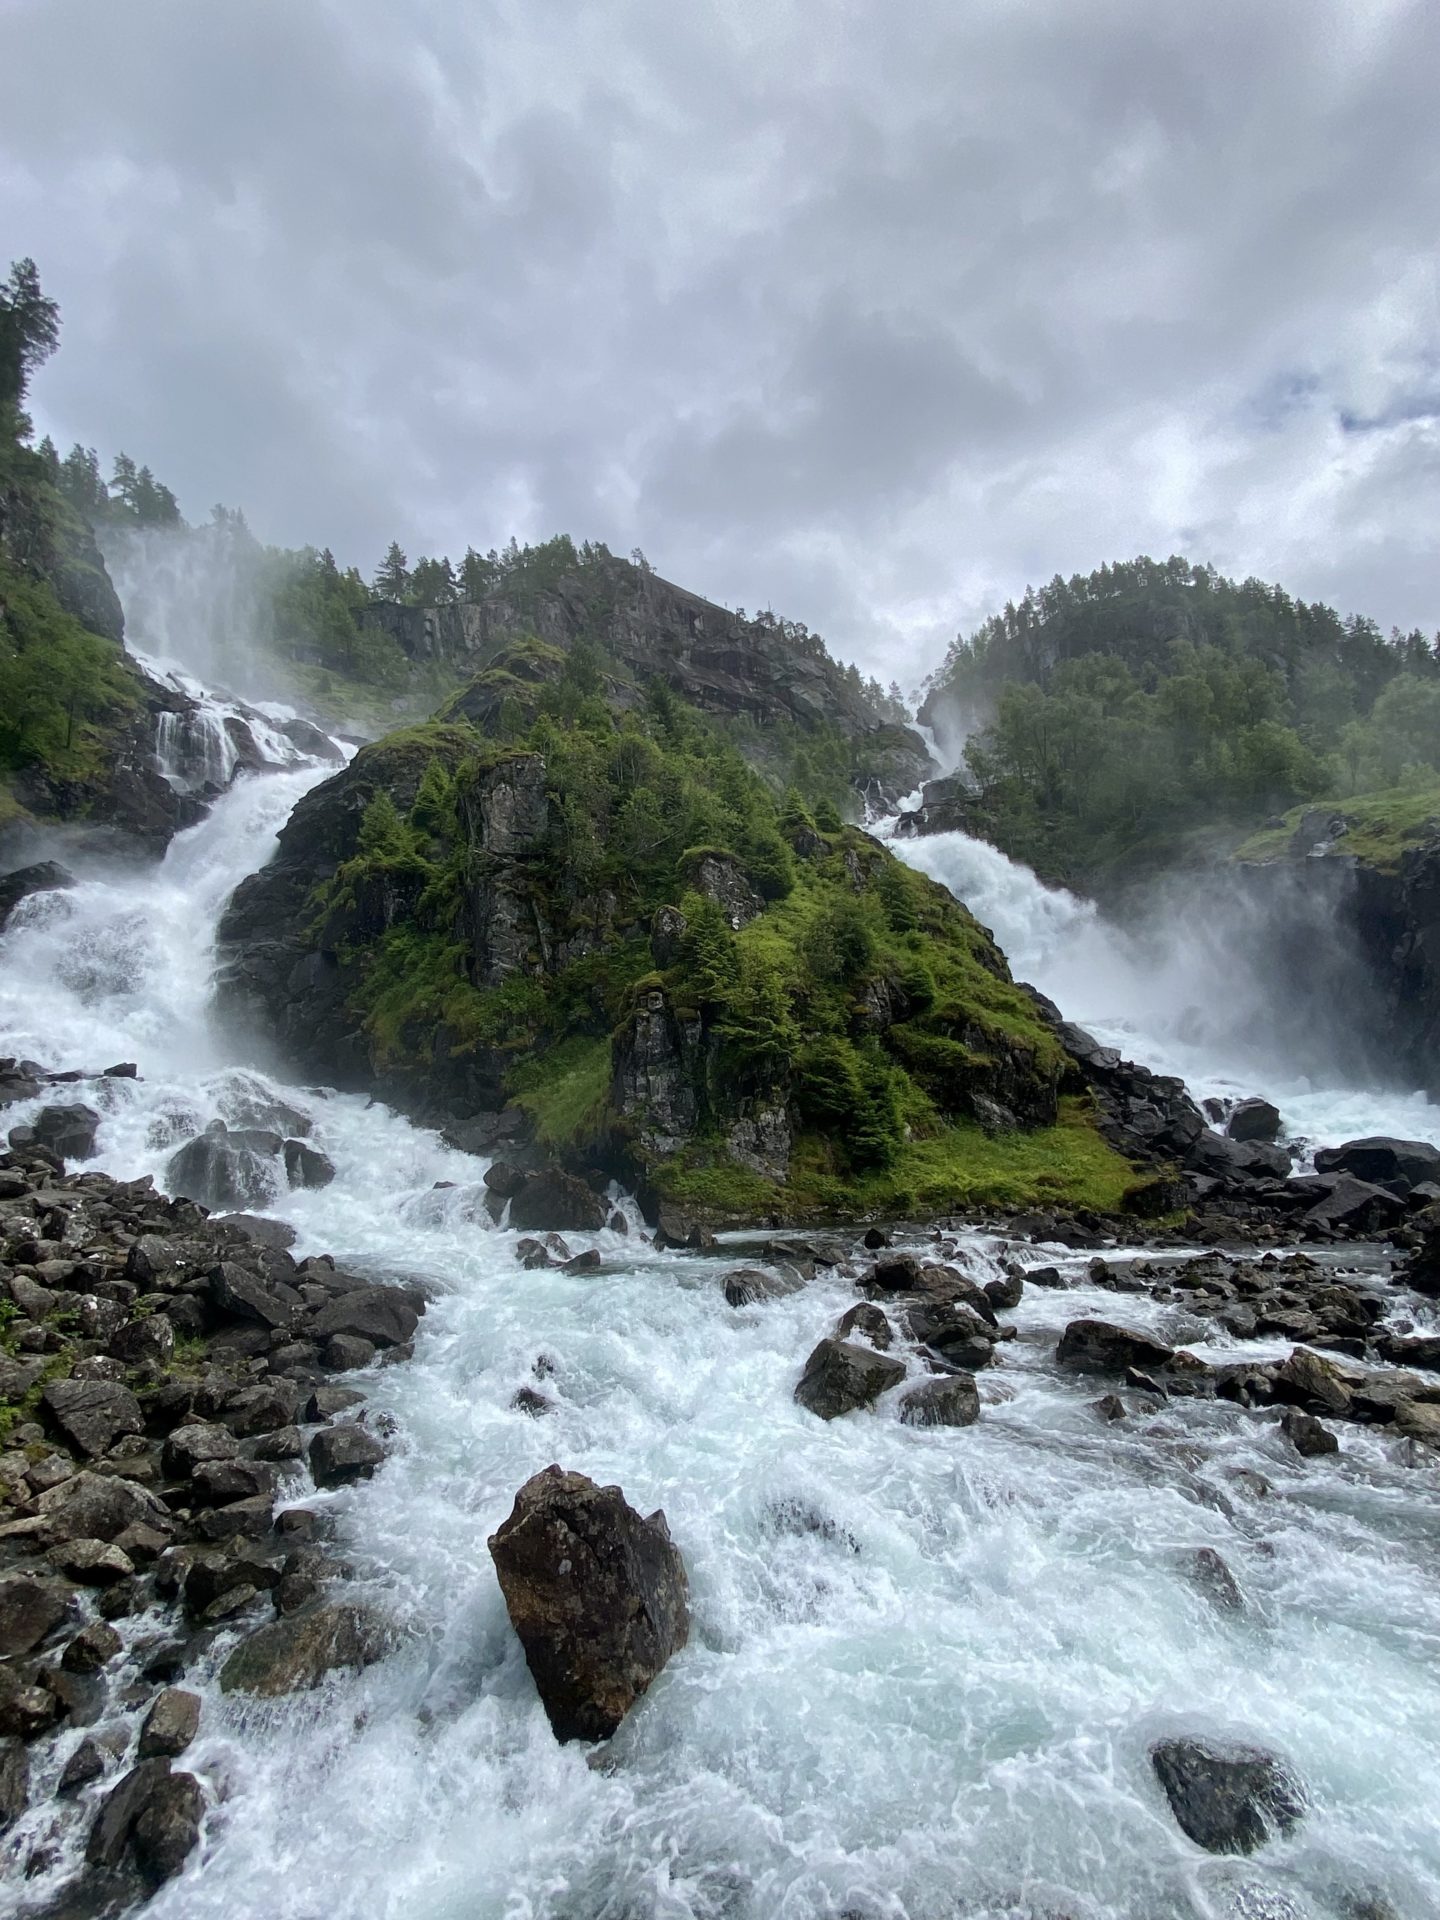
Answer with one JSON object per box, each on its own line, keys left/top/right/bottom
{"left": 0, "top": 258, "right": 60, "bottom": 420}
{"left": 372, "top": 541, "right": 409, "bottom": 600}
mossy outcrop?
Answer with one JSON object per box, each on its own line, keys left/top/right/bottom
{"left": 218, "top": 651, "right": 1144, "bottom": 1224}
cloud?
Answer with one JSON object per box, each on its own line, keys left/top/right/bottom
{"left": 2, "top": 0, "right": 1438, "bottom": 687}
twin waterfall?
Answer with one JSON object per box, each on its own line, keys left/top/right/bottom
{"left": 2, "top": 637, "right": 1438, "bottom": 1919}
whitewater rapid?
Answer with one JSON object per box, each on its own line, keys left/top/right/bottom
{"left": 1, "top": 678, "right": 1438, "bottom": 1918}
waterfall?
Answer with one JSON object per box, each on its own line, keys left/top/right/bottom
{"left": 2, "top": 664, "right": 1438, "bottom": 1918}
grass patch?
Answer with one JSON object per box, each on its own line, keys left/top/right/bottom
{"left": 1236, "top": 782, "right": 1440, "bottom": 871}
{"left": 509, "top": 1034, "right": 612, "bottom": 1148}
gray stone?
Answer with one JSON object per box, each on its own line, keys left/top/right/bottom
{"left": 220, "top": 1601, "right": 391, "bottom": 1696}
{"left": 138, "top": 1687, "right": 201, "bottom": 1758}
{"left": 309, "top": 1422, "right": 386, "bottom": 1488}
{"left": 1056, "top": 1319, "right": 1176, "bottom": 1378}
{"left": 0, "top": 1738, "right": 28, "bottom": 1831}
{"left": 163, "top": 1422, "right": 240, "bottom": 1478}
{"left": 310, "top": 1286, "right": 418, "bottom": 1349}
{"left": 41, "top": 1378, "right": 144, "bottom": 1458}
{"left": 0, "top": 1574, "right": 72, "bottom": 1656}
{"left": 1281, "top": 1407, "right": 1339, "bottom": 1457}
{"left": 794, "top": 1338, "right": 906, "bottom": 1419}
{"left": 899, "top": 1375, "right": 980, "bottom": 1427}
{"left": 283, "top": 1138, "right": 335, "bottom": 1189}
{"left": 37, "top": 1470, "right": 172, "bottom": 1544}
{"left": 1150, "top": 1735, "right": 1305, "bottom": 1853}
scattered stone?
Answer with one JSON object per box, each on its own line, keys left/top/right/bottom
{"left": 310, "top": 1286, "right": 418, "bottom": 1349}
{"left": 487, "top": 1465, "right": 690, "bottom": 1743}
{"left": 322, "top": 1333, "right": 376, "bottom": 1371}
{"left": 220, "top": 1601, "right": 391, "bottom": 1696}
{"left": 138, "top": 1687, "right": 201, "bottom": 1758}
{"left": 209, "top": 1260, "right": 303, "bottom": 1329}
{"left": 835, "top": 1302, "right": 893, "bottom": 1348}
{"left": 163, "top": 1422, "right": 239, "bottom": 1479}
{"left": 305, "top": 1385, "right": 365, "bottom": 1422}
{"left": 984, "top": 1271, "right": 1024, "bottom": 1311}
{"left": 508, "top": 1170, "right": 608, "bottom": 1233}
{"left": 511, "top": 1385, "right": 552, "bottom": 1416}
{"left": 41, "top": 1377, "right": 144, "bottom": 1459}
{"left": 1091, "top": 1394, "right": 1128, "bottom": 1423}
{"left": 48, "top": 1539, "right": 135, "bottom": 1586}
{"left": 1150, "top": 1735, "right": 1305, "bottom": 1854}
{"left": 723, "top": 1265, "right": 803, "bottom": 1306}
{"left": 1184, "top": 1547, "right": 1247, "bottom": 1615}
{"left": 37, "top": 1470, "right": 171, "bottom": 1545}
{"left": 1227, "top": 1099, "right": 1282, "bottom": 1144}
{"left": 283, "top": 1138, "right": 335, "bottom": 1189}
{"left": 1273, "top": 1347, "right": 1353, "bottom": 1416}
{"left": 62, "top": 1621, "right": 123, "bottom": 1673}
{"left": 0, "top": 1574, "right": 72, "bottom": 1656}
{"left": 863, "top": 1252, "right": 925, "bottom": 1291}
{"left": 1056, "top": 1319, "right": 1176, "bottom": 1378}
{"left": 59, "top": 1736, "right": 105, "bottom": 1794}
{"left": 899, "top": 1375, "right": 980, "bottom": 1427}
{"left": 794, "top": 1338, "right": 906, "bottom": 1420}
{"left": 309, "top": 1423, "right": 386, "bottom": 1488}
{"left": 1281, "top": 1407, "right": 1339, "bottom": 1458}
{"left": 563, "top": 1249, "right": 602, "bottom": 1275}
{"left": 31, "top": 1102, "right": 102, "bottom": 1164}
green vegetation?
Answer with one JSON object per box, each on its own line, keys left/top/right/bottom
{"left": 0, "top": 541, "right": 139, "bottom": 784}
{"left": 1236, "top": 782, "right": 1440, "bottom": 871}
{"left": 309, "top": 639, "right": 1135, "bottom": 1221}
{"left": 925, "top": 555, "right": 1440, "bottom": 887}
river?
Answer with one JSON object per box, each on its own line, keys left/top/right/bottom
{"left": 2, "top": 641, "right": 1438, "bottom": 1919}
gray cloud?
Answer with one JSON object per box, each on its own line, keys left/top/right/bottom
{"left": 3, "top": 0, "right": 1438, "bottom": 688}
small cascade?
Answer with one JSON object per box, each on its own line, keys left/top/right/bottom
{"left": 153, "top": 702, "right": 241, "bottom": 793}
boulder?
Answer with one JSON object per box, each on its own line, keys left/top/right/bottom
{"left": 1183, "top": 1547, "right": 1247, "bottom": 1615}
{"left": 31, "top": 1101, "right": 101, "bottom": 1163}
{"left": 482, "top": 1161, "right": 529, "bottom": 1200}
{"left": 508, "top": 1170, "right": 609, "bottom": 1233}
{"left": 0, "top": 1574, "right": 72, "bottom": 1656}
{"left": 166, "top": 1125, "right": 283, "bottom": 1211}
{"left": 62, "top": 1621, "right": 123, "bottom": 1673}
{"left": 794, "top": 1338, "right": 906, "bottom": 1419}
{"left": 1314, "top": 1136, "right": 1440, "bottom": 1191}
{"left": 899, "top": 1375, "right": 980, "bottom": 1427}
{"left": 1056, "top": 1319, "right": 1177, "bottom": 1378}
{"left": 309, "top": 1286, "right": 419, "bottom": 1349}
{"left": 984, "top": 1271, "right": 1025, "bottom": 1312}
{"left": 0, "top": 859, "right": 73, "bottom": 931}
{"left": 283, "top": 1138, "right": 336, "bottom": 1189}
{"left": 1273, "top": 1347, "right": 1353, "bottom": 1416}
{"left": 723, "top": 1266, "right": 805, "bottom": 1307}
{"left": 138, "top": 1686, "right": 201, "bottom": 1758}
{"left": 309, "top": 1423, "right": 386, "bottom": 1488}
{"left": 209, "top": 1260, "right": 303, "bottom": 1329}
{"left": 36, "top": 1471, "right": 171, "bottom": 1544}
{"left": 906, "top": 1301, "right": 998, "bottom": 1371}
{"left": 863, "top": 1252, "right": 925, "bottom": 1292}
{"left": 0, "top": 1739, "right": 28, "bottom": 1831}
{"left": 1281, "top": 1407, "right": 1338, "bottom": 1457}
{"left": 220, "top": 1601, "right": 391, "bottom": 1695}
{"left": 41, "top": 1377, "right": 144, "bottom": 1458}
{"left": 1192, "top": 1129, "right": 1291, "bottom": 1181}
{"left": 162, "top": 1422, "right": 240, "bottom": 1478}
{"left": 1301, "top": 1173, "right": 1407, "bottom": 1232}
{"left": 88, "top": 1756, "right": 205, "bottom": 1885}
{"left": 835, "top": 1302, "right": 893, "bottom": 1348}
{"left": 1150, "top": 1735, "right": 1305, "bottom": 1854}
{"left": 1227, "top": 1098, "right": 1282, "bottom": 1144}
{"left": 487, "top": 1465, "right": 690, "bottom": 1743}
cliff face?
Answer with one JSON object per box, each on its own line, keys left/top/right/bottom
{"left": 0, "top": 473, "right": 125, "bottom": 646}
{"left": 216, "top": 662, "right": 1155, "bottom": 1227}
{"left": 359, "top": 555, "right": 933, "bottom": 809}
{"left": 1238, "top": 802, "right": 1440, "bottom": 1098}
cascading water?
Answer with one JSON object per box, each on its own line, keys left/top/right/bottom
{"left": 881, "top": 818, "right": 1440, "bottom": 1155}
{"left": 4, "top": 654, "right": 1440, "bottom": 1917}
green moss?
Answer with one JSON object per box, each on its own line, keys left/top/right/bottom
{"left": 650, "top": 1152, "right": 782, "bottom": 1219}
{"left": 1236, "top": 782, "right": 1440, "bottom": 871}
{"left": 509, "top": 1034, "right": 613, "bottom": 1148}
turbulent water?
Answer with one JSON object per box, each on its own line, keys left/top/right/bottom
{"left": 4, "top": 658, "right": 1440, "bottom": 1918}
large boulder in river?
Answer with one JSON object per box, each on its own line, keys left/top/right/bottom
{"left": 1056, "top": 1319, "right": 1176, "bottom": 1378}
{"left": 166, "top": 1123, "right": 283, "bottom": 1211}
{"left": 1227, "top": 1098, "right": 1282, "bottom": 1144}
{"left": 0, "top": 859, "right": 73, "bottom": 931}
{"left": 794, "top": 1337, "right": 906, "bottom": 1418}
{"left": 220, "top": 1602, "right": 392, "bottom": 1696}
{"left": 487, "top": 1465, "right": 689, "bottom": 1743}
{"left": 1150, "top": 1735, "right": 1305, "bottom": 1854}
{"left": 31, "top": 1101, "right": 101, "bottom": 1164}
{"left": 508, "top": 1169, "right": 608, "bottom": 1233}
{"left": 1313, "top": 1135, "right": 1440, "bottom": 1191}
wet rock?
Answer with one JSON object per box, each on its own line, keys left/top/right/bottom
{"left": 209, "top": 1260, "right": 303, "bottom": 1329}
{"left": 112, "top": 1311, "right": 176, "bottom": 1368}
{"left": 985, "top": 1271, "right": 1025, "bottom": 1311}
{"left": 1091, "top": 1394, "right": 1128, "bottom": 1422}
{"left": 48, "top": 1539, "right": 134, "bottom": 1586}
{"left": 31, "top": 1101, "right": 102, "bottom": 1164}
{"left": 305, "top": 1385, "right": 365, "bottom": 1422}
{"left": 167, "top": 1125, "right": 283, "bottom": 1211}
{"left": 283, "top": 1138, "right": 335, "bottom": 1189}
{"left": 1184, "top": 1547, "right": 1247, "bottom": 1614}
{"left": 309, "top": 1422, "right": 386, "bottom": 1488}
{"left": 483, "top": 1161, "right": 529, "bottom": 1200}
{"left": 219, "top": 1601, "right": 391, "bottom": 1695}
{"left": 907, "top": 1300, "right": 998, "bottom": 1371}
{"left": 89, "top": 1756, "right": 205, "bottom": 1886}
{"left": 1394, "top": 1399, "right": 1440, "bottom": 1443}
{"left": 1281, "top": 1407, "right": 1339, "bottom": 1457}
{"left": 59, "top": 1736, "right": 105, "bottom": 1793}
{"left": 0, "top": 859, "right": 73, "bottom": 931}
{"left": 723, "top": 1266, "right": 804, "bottom": 1307}
{"left": 562, "top": 1249, "right": 602, "bottom": 1275}
{"left": 62, "top": 1621, "right": 123, "bottom": 1673}
{"left": 310, "top": 1285, "right": 418, "bottom": 1349}
{"left": 511, "top": 1385, "right": 552, "bottom": 1416}
{"left": 1056, "top": 1319, "right": 1176, "bottom": 1378}
{"left": 138, "top": 1686, "right": 200, "bottom": 1758}
{"left": 1150, "top": 1735, "right": 1305, "bottom": 1853}
{"left": 794, "top": 1338, "right": 906, "bottom": 1419}
{"left": 509, "top": 1170, "right": 609, "bottom": 1233}
{"left": 1227, "top": 1099, "right": 1282, "bottom": 1144}
{"left": 1024, "top": 1264, "right": 1068, "bottom": 1289}
{"left": 1273, "top": 1347, "right": 1353, "bottom": 1416}
{"left": 863, "top": 1252, "right": 925, "bottom": 1292}
{"left": 835, "top": 1302, "right": 893, "bottom": 1349}
{"left": 0, "top": 1670, "right": 59, "bottom": 1738}
{"left": 322, "top": 1332, "right": 376, "bottom": 1370}
{"left": 41, "top": 1377, "right": 144, "bottom": 1458}
{"left": 1301, "top": 1173, "right": 1406, "bottom": 1233}
{"left": 899, "top": 1374, "right": 980, "bottom": 1427}
{"left": 192, "top": 1457, "right": 277, "bottom": 1504}
{"left": 487, "top": 1464, "right": 690, "bottom": 1743}
{"left": 1314, "top": 1136, "right": 1440, "bottom": 1190}
{"left": 0, "top": 1573, "right": 72, "bottom": 1656}
{"left": 0, "top": 1738, "right": 29, "bottom": 1830}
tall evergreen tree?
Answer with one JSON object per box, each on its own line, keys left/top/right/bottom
{"left": 372, "top": 541, "right": 410, "bottom": 600}
{"left": 0, "top": 258, "right": 60, "bottom": 423}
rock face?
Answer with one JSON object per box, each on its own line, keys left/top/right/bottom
{"left": 1150, "top": 1735, "right": 1305, "bottom": 1854}
{"left": 360, "top": 552, "right": 933, "bottom": 808}
{"left": 0, "top": 860, "right": 73, "bottom": 931}
{"left": 487, "top": 1465, "right": 690, "bottom": 1743}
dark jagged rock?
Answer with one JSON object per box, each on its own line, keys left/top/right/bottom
{"left": 1183, "top": 1547, "right": 1247, "bottom": 1614}
{"left": 284, "top": 1137, "right": 336, "bottom": 1189}
{"left": 899, "top": 1374, "right": 980, "bottom": 1427}
{"left": 0, "top": 1739, "right": 29, "bottom": 1830}
{"left": 1150, "top": 1735, "right": 1305, "bottom": 1854}
{"left": 509, "top": 1170, "right": 609, "bottom": 1233}
{"left": 1227, "top": 1098, "right": 1282, "bottom": 1144}
{"left": 0, "top": 1575, "right": 73, "bottom": 1656}
{"left": 794, "top": 1338, "right": 906, "bottom": 1419}
{"left": 487, "top": 1465, "right": 690, "bottom": 1743}
{"left": 167, "top": 1124, "right": 284, "bottom": 1212}
{"left": 309, "top": 1286, "right": 419, "bottom": 1349}
{"left": 309, "top": 1423, "right": 386, "bottom": 1488}
{"left": 1056, "top": 1319, "right": 1177, "bottom": 1378}
{"left": 0, "top": 860, "right": 74, "bottom": 931}
{"left": 835, "top": 1302, "right": 893, "bottom": 1348}
{"left": 41, "top": 1378, "right": 144, "bottom": 1458}
{"left": 138, "top": 1687, "right": 200, "bottom": 1758}
{"left": 1281, "top": 1407, "right": 1339, "bottom": 1457}
{"left": 31, "top": 1101, "right": 101, "bottom": 1164}
{"left": 1314, "top": 1136, "right": 1440, "bottom": 1191}
{"left": 723, "top": 1266, "right": 805, "bottom": 1307}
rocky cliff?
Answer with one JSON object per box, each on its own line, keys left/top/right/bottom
{"left": 359, "top": 551, "right": 932, "bottom": 809}
{"left": 216, "top": 655, "right": 1164, "bottom": 1227}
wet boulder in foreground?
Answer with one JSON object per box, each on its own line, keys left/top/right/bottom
{"left": 1150, "top": 1735, "right": 1305, "bottom": 1854}
{"left": 488, "top": 1465, "right": 689, "bottom": 1743}
{"left": 1056, "top": 1319, "right": 1177, "bottom": 1378}
{"left": 794, "top": 1337, "right": 906, "bottom": 1419}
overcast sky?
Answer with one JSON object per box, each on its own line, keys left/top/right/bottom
{"left": 3, "top": 0, "right": 1437, "bottom": 687}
